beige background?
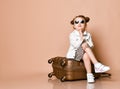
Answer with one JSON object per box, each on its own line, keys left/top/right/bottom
{"left": 0, "top": 0, "right": 120, "bottom": 79}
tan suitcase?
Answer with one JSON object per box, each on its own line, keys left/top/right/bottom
{"left": 48, "top": 56, "right": 111, "bottom": 82}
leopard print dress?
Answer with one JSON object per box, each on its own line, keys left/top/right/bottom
{"left": 74, "top": 45, "right": 85, "bottom": 61}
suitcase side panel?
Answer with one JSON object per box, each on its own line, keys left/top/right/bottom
{"left": 51, "top": 57, "right": 88, "bottom": 81}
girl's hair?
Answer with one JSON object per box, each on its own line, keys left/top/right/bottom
{"left": 70, "top": 15, "right": 90, "bottom": 25}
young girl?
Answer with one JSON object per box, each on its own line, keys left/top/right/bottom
{"left": 66, "top": 15, "right": 110, "bottom": 83}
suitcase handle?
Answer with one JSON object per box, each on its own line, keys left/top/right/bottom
{"left": 60, "top": 60, "right": 66, "bottom": 66}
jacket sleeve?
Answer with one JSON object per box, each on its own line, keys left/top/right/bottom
{"left": 86, "top": 33, "right": 94, "bottom": 48}
{"left": 69, "top": 33, "right": 83, "bottom": 49}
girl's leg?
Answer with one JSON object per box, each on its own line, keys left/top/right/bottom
{"left": 82, "top": 42, "right": 110, "bottom": 73}
{"left": 83, "top": 53, "right": 92, "bottom": 73}
{"left": 82, "top": 52, "right": 94, "bottom": 83}
{"left": 84, "top": 47, "right": 98, "bottom": 64}
{"left": 82, "top": 42, "right": 98, "bottom": 64}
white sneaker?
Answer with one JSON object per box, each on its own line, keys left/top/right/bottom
{"left": 87, "top": 73, "right": 95, "bottom": 83}
{"left": 94, "top": 62, "right": 110, "bottom": 73}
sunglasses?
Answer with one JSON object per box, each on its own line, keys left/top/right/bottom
{"left": 74, "top": 20, "right": 85, "bottom": 24}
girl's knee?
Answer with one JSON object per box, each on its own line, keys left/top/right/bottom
{"left": 82, "top": 43, "right": 89, "bottom": 51}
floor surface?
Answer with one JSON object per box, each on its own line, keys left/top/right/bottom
{"left": 0, "top": 72, "right": 119, "bottom": 89}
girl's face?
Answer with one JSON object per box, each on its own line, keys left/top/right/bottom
{"left": 73, "top": 17, "right": 86, "bottom": 32}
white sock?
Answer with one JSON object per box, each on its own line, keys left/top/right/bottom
{"left": 87, "top": 73, "right": 93, "bottom": 76}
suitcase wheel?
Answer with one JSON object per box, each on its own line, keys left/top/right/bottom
{"left": 60, "top": 76, "right": 66, "bottom": 82}
{"left": 48, "top": 72, "right": 54, "bottom": 78}
{"left": 48, "top": 59, "right": 53, "bottom": 64}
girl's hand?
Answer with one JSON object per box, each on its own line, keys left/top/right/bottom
{"left": 79, "top": 30, "right": 84, "bottom": 41}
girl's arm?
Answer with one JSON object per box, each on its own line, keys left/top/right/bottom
{"left": 85, "top": 33, "right": 94, "bottom": 48}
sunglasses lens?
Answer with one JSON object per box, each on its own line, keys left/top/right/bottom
{"left": 74, "top": 21, "right": 79, "bottom": 24}
{"left": 81, "top": 20, "right": 85, "bottom": 23}
{"left": 74, "top": 20, "right": 85, "bottom": 24}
